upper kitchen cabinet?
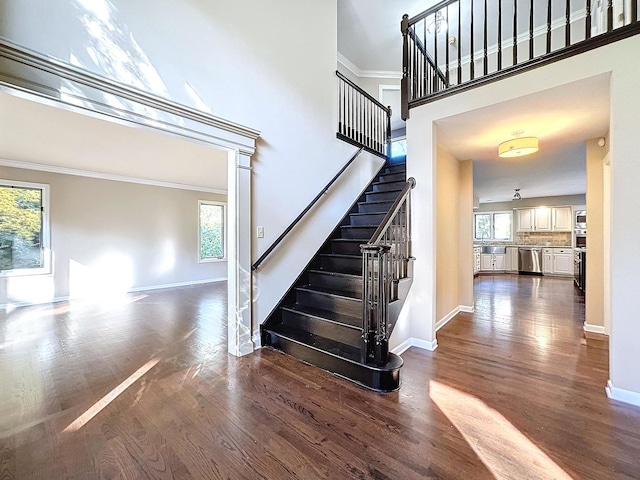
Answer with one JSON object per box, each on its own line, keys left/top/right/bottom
{"left": 552, "top": 206, "right": 573, "bottom": 231}
{"left": 516, "top": 208, "right": 535, "bottom": 231}
{"left": 516, "top": 207, "right": 551, "bottom": 231}
{"left": 516, "top": 206, "right": 572, "bottom": 232}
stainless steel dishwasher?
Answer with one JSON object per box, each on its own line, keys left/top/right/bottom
{"left": 518, "top": 247, "right": 542, "bottom": 274}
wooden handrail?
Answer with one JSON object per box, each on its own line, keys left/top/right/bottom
{"left": 401, "top": 0, "right": 640, "bottom": 114}
{"left": 336, "top": 71, "right": 390, "bottom": 112}
{"left": 368, "top": 177, "right": 416, "bottom": 245}
{"left": 406, "top": 28, "right": 448, "bottom": 87}
{"left": 336, "top": 71, "right": 392, "bottom": 158}
{"left": 251, "top": 147, "right": 364, "bottom": 271}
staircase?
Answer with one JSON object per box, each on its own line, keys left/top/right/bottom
{"left": 261, "top": 160, "right": 412, "bottom": 392}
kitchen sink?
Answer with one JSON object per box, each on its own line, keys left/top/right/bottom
{"left": 481, "top": 246, "right": 506, "bottom": 254}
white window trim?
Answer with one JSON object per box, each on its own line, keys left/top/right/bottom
{"left": 474, "top": 210, "right": 513, "bottom": 242}
{"left": 198, "top": 200, "right": 227, "bottom": 263}
{"left": 0, "top": 179, "right": 51, "bottom": 277}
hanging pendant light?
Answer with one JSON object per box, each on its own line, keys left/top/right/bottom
{"left": 513, "top": 188, "right": 522, "bottom": 200}
{"left": 498, "top": 130, "right": 539, "bottom": 158}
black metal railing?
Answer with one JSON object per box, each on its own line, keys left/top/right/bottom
{"left": 401, "top": 0, "right": 640, "bottom": 117}
{"left": 337, "top": 71, "right": 392, "bottom": 158}
{"left": 251, "top": 147, "right": 363, "bottom": 271}
{"left": 361, "top": 177, "right": 415, "bottom": 366}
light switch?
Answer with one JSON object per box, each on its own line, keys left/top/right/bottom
{"left": 257, "top": 226, "right": 264, "bottom": 238}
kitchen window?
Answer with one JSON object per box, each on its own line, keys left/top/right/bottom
{"left": 474, "top": 211, "right": 512, "bottom": 241}
{"left": 198, "top": 201, "right": 226, "bottom": 262}
{"left": 0, "top": 180, "right": 51, "bottom": 276}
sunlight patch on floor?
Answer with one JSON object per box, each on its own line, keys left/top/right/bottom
{"left": 429, "top": 380, "right": 573, "bottom": 480}
{"left": 63, "top": 357, "right": 160, "bottom": 433}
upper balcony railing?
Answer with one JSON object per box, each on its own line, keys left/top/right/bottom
{"left": 401, "top": 0, "right": 640, "bottom": 117}
{"left": 337, "top": 71, "right": 392, "bottom": 158}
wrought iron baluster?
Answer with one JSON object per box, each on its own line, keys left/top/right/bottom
{"left": 513, "top": 0, "right": 518, "bottom": 65}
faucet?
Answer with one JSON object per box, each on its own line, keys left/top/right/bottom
{"left": 481, "top": 232, "right": 487, "bottom": 245}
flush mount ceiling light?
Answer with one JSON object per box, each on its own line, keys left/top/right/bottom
{"left": 427, "top": 11, "right": 448, "bottom": 34}
{"left": 498, "top": 130, "right": 539, "bottom": 158}
{"left": 513, "top": 188, "right": 522, "bottom": 200}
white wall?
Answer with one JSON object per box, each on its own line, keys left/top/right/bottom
{"left": 0, "top": 166, "right": 226, "bottom": 306}
{"left": 406, "top": 35, "right": 640, "bottom": 403}
{"left": 0, "top": 0, "right": 383, "bottom": 328}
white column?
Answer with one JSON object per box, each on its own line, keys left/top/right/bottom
{"left": 607, "top": 61, "right": 640, "bottom": 406}
{"left": 227, "top": 149, "right": 254, "bottom": 356}
{"left": 404, "top": 116, "right": 438, "bottom": 351}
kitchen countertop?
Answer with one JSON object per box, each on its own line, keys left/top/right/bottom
{"left": 473, "top": 244, "right": 574, "bottom": 249}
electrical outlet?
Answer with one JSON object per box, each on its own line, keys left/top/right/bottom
{"left": 257, "top": 226, "right": 264, "bottom": 238}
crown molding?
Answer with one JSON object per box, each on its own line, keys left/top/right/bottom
{"left": 337, "top": 52, "right": 402, "bottom": 79}
{"left": 0, "top": 158, "right": 227, "bottom": 194}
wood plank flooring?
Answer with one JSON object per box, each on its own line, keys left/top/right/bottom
{"left": 1, "top": 276, "right": 639, "bottom": 479}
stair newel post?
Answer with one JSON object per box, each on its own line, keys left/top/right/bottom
{"left": 407, "top": 177, "right": 415, "bottom": 262}
{"left": 361, "top": 244, "right": 391, "bottom": 365}
{"left": 401, "top": 14, "right": 410, "bottom": 121}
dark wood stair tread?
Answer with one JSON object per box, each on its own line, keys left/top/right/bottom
{"left": 350, "top": 212, "right": 387, "bottom": 217}
{"left": 330, "top": 238, "right": 366, "bottom": 243}
{"left": 266, "top": 323, "right": 361, "bottom": 362}
{"left": 319, "top": 253, "right": 361, "bottom": 260}
{"left": 295, "top": 284, "right": 361, "bottom": 301}
{"left": 307, "top": 269, "right": 361, "bottom": 280}
{"left": 265, "top": 324, "right": 404, "bottom": 373}
{"left": 281, "top": 303, "right": 362, "bottom": 329}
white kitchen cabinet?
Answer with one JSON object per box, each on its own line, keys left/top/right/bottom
{"left": 541, "top": 247, "right": 574, "bottom": 276}
{"left": 481, "top": 253, "right": 505, "bottom": 271}
{"left": 552, "top": 206, "right": 573, "bottom": 231}
{"left": 553, "top": 248, "right": 573, "bottom": 275}
{"left": 516, "top": 209, "right": 535, "bottom": 232}
{"left": 473, "top": 247, "right": 481, "bottom": 275}
{"left": 534, "top": 207, "right": 552, "bottom": 231}
{"left": 506, "top": 246, "right": 519, "bottom": 272}
{"left": 517, "top": 205, "right": 573, "bottom": 232}
{"left": 516, "top": 207, "right": 552, "bottom": 232}
{"left": 542, "top": 249, "right": 554, "bottom": 274}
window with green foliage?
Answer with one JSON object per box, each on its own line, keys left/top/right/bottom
{"left": 0, "top": 181, "right": 50, "bottom": 275}
{"left": 199, "top": 201, "right": 225, "bottom": 261}
{"left": 474, "top": 211, "right": 512, "bottom": 241}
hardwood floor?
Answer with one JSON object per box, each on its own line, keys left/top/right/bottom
{"left": 1, "top": 277, "right": 639, "bottom": 479}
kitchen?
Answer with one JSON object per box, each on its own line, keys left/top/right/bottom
{"left": 473, "top": 204, "right": 586, "bottom": 292}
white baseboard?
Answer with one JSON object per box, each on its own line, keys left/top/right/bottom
{"left": 435, "top": 304, "right": 474, "bottom": 331}
{"left": 391, "top": 337, "right": 438, "bottom": 355}
{"left": 0, "top": 295, "right": 72, "bottom": 310}
{"left": 252, "top": 330, "right": 262, "bottom": 349}
{"left": 1, "top": 277, "right": 227, "bottom": 310}
{"left": 606, "top": 380, "right": 640, "bottom": 407}
{"left": 128, "top": 277, "right": 227, "bottom": 293}
{"left": 583, "top": 323, "right": 607, "bottom": 335}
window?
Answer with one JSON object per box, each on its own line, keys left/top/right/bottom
{"left": 390, "top": 138, "right": 407, "bottom": 158}
{"left": 0, "top": 180, "right": 50, "bottom": 276}
{"left": 474, "top": 211, "right": 512, "bottom": 241}
{"left": 198, "top": 201, "right": 225, "bottom": 262}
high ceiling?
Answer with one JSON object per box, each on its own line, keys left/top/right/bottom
{"left": 338, "top": 0, "right": 437, "bottom": 73}
{"left": 337, "top": 1, "right": 609, "bottom": 202}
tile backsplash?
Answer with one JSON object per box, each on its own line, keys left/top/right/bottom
{"left": 514, "top": 232, "right": 572, "bottom": 246}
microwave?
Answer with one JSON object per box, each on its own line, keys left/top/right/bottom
{"left": 575, "top": 210, "right": 587, "bottom": 229}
